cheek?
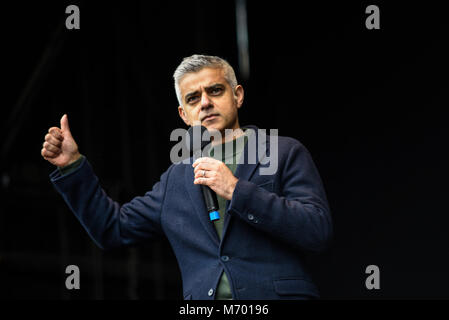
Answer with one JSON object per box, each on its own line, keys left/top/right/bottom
{"left": 189, "top": 107, "right": 201, "bottom": 120}
{"left": 218, "top": 99, "right": 235, "bottom": 116}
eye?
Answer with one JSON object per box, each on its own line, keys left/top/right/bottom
{"left": 187, "top": 96, "right": 199, "bottom": 104}
{"left": 210, "top": 87, "right": 223, "bottom": 95}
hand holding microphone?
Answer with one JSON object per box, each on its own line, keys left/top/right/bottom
{"left": 192, "top": 157, "right": 238, "bottom": 201}
{"left": 187, "top": 125, "right": 238, "bottom": 221}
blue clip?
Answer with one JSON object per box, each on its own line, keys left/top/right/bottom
{"left": 209, "top": 211, "right": 220, "bottom": 221}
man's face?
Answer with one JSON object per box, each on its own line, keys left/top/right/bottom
{"left": 178, "top": 67, "right": 244, "bottom": 136}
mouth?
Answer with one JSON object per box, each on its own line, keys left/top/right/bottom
{"left": 202, "top": 114, "right": 219, "bottom": 122}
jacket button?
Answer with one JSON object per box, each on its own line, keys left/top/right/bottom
{"left": 248, "top": 214, "right": 254, "bottom": 221}
{"left": 208, "top": 289, "right": 214, "bottom": 296}
{"left": 221, "top": 255, "right": 229, "bottom": 262}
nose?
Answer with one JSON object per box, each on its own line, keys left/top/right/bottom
{"left": 200, "top": 93, "right": 212, "bottom": 109}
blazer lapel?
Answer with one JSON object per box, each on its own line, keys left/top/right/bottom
{"left": 185, "top": 164, "right": 220, "bottom": 246}
{"left": 221, "top": 126, "right": 270, "bottom": 242}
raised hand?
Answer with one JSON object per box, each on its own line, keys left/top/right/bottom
{"left": 41, "top": 114, "right": 81, "bottom": 167}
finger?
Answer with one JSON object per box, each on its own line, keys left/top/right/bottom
{"left": 193, "top": 177, "right": 209, "bottom": 185}
{"left": 193, "top": 163, "right": 214, "bottom": 174}
{"left": 45, "top": 134, "right": 62, "bottom": 147}
{"left": 195, "top": 172, "right": 217, "bottom": 180}
{"left": 195, "top": 157, "right": 217, "bottom": 165}
{"left": 43, "top": 141, "right": 61, "bottom": 154}
{"left": 60, "top": 114, "right": 70, "bottom": 132}
{"left": 41, "top": 148, "right": 58, "bottom": 159}
{"left": 192, "top": 157, "right": 216, "bottom": 167}
{"left": 194, "top": 170, "right": 209, "bottom": 179}
{"left": 48, "top": 127, "right": 63, "bottom": 141}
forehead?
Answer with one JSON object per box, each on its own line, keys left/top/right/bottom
{"left": 179, "top": 67, "right": 227, "bottom": 94}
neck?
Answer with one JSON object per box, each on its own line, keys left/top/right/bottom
{"left": 211, "top": 126, "right": 244, "bottom": 146}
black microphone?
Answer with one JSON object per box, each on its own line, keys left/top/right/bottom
{"left": 186, "top": 125, "right": 220, "bottom": 221}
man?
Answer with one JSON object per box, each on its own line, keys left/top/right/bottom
{"left": 41, "top": 55, "right": 332, "bottom": 299}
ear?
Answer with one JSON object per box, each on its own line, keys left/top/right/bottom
{"left": 178, "top": 106, "right": 191, "bottom": 126}
{"left": 234, "top": 85, "right": 244, "bottom": 109}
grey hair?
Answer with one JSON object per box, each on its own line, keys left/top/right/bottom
{"left": 173, "top": 54, "right": 238, "bottom": 107}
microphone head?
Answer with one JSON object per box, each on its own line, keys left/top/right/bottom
{"left": 186, "top": 125, "right": 212, "bottom": 154}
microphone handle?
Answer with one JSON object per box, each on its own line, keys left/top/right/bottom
{"left": 200, "top": 185, "right": 220, "bottom": 221}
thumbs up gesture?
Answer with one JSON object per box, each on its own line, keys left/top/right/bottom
{"left": 41, "top": 114, "right": 81, "bottom": 167}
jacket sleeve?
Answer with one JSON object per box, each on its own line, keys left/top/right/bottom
{"left": 50, "top": 157, "right": 171, "bottom": 250}
{"left": 228, "top": 140, "right": 333, "bottom": 253}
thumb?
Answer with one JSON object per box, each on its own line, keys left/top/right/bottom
{"left": 60, "top": 114, "right": 71, "bottom": 133}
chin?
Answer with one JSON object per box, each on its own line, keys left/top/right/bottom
{"left": 203, "top": 122, "right": 223, "bottom": 132}
{"left": 205, "top": 126, "right": 222, "bottom": 134}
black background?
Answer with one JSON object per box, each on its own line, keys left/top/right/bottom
{"left": 0, "top": 1, "right": 448, "bottom": 299}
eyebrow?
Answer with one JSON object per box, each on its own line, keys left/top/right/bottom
{"left": 184, "top": 83, "right": 225, "bottom": 102}
{"left": 184, "top": 91, "right": 199, "bottom": 103}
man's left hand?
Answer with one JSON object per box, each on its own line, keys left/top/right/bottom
{"left": 192, "top": 157, "right": 238, "bottom": 200}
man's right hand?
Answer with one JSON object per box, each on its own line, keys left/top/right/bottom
{"left": 41, "top": 114, "right": 81, "bottom": 167}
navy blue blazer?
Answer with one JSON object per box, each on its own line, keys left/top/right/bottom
{"left": 50, "top": 125, "right": 332, "bottom": 299}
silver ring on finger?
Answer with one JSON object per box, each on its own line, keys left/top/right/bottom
{"left": 202, "top": 170, "right": 206, "bottom": 177}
